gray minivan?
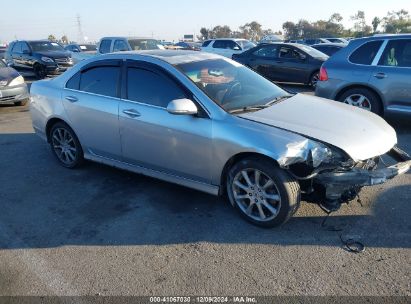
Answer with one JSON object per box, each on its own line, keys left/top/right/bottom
{"left": 97, "top": 37, "right": 164, "bottom": 54}
{"left": 316, "top": 34, "right": 411, "bottom": 116}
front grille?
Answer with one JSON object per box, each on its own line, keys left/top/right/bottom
{"left": 0, "top": 95, "right": 17, "bottom": 102}
{"left": 54, "top": 58, "right": 70, "bottom": 64}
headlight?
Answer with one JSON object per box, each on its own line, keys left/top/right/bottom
{"left": 8, "top": 75, "right": 25, "bottom": 87}
{"left": 41, "top": 56, "right": 54, "bottom": 63}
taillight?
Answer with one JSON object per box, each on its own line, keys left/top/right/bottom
{"left": 319, "top": 66, "right": 328, "bottom": 81}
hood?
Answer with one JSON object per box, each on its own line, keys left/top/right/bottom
{"left": 239, "top": 94, "right": 397, "bottom": 161}
{"left": 0, "top": 67, "right": 20, "bottom": 82}
{"left": 35, "top": 50, "right": 71, "bottom": 58}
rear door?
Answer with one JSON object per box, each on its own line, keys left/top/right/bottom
{"left": 62, "top": 60, "right": 122, "bottom": 159}
{"left": 212, "top": 40, "right": 232, "bottom": 57}
{"left": 247, "top": 45, "right": 278, "bottom": 80}
{"left": 369, "top": 38, "right": 411, "bottom": 113}
{"left": 118, "top": 60, "right": 213, "bottom": 182}
{"left": 10, "top": 42, "right": 24, "bottom": 71}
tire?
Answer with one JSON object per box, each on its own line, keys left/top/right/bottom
{"left": 309, "top": 71, "right": 320, "bottom": 88}
{"left": 14, "top": 99, "right": 28, "bottom": 106}
{"left": 226, "top": 157, "right": 300, "bottom": 228}
{"left": 34, "top": 63, "right": 47, "bottom": 79}
{"left": 338, "top": 88, "right": 382, "bottom": 115}
{"left": 49, "top": 122, "right": 84, "bottom": 169}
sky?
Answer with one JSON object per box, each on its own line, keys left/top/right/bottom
{"left": 0, "top": 0, "right": 410, "bottom": 43}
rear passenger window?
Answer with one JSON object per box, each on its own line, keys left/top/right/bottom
{"left": 349, "top": 41, "right": 383, "bottom": 65}
{"left": 99, "top": 40, "right": 112, "bottom": 54}
{"left": 127, "top": 67, "right": 186, "bottom": 108}
{"left": 253, "top": 46, "right": 277, "bottom": 57}
{"left": 113, "top": 40, "right": 128, "bottom": 52}
{"left": 378, "top": 39, "right": 411, "bottom": 68}
{"left": 12, "top": 42, "right": 22, "bottom": 53}
{"left": 79, "top": 66, "right": 120, "bottom": 97}
{"left": 66, "top": 72, "right": 80, "bottom": 90}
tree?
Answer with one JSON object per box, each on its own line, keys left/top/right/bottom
{"left": 383, "top": 10, "right": 411, "bottom": 33}
{"left": 240, "top": 21, "right": 264, "bottom": 41}
{"left": 199, "top": 27, "right": 210, "bottom": 41}
{"left": 372, "top": 17, "right": 381, "bottom": 33}
{"left": 329, "top": 13, "right": 343, "bottom": 23}
{"left": 48, "top": 34, "right": 57, "bottom": 42}
{"left": 211, "top": 25, "right": 232, "bottom": 38}
{"left": 61, "top": 35, "right": 69, "bottom": 44}
{"left": 351, "top": 11, "right": 372, "bottom": 37}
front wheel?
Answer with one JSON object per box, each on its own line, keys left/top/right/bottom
{"left": 226, "top": 157, "right": 301, "bottom": 228}
{"left": 34, "top": 63, "right": 47, "bottom": 79}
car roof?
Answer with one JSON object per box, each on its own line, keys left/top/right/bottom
{"left": 101, "top": 50, "right": 222, "bottom": 65}
{"left": 354, "top": 34, "right": 411, "bottom": 42}
{"left": 209, "top": 38, "right": 248, "bottom": 41}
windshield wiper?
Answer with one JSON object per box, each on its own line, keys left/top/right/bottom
{"left": 228, "top": 95, "right": 293, "bottom": 114}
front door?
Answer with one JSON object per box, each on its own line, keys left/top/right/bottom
{"left": 119, "top": 61, "right": 213, "bottom": 183}
{"left": 369, "top": 38, "right": 411, "bottom": 113}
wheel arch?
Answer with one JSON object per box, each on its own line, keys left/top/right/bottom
{"left": 219, "top": 152, "right": 280, "bottom": 195}
{"left": 335, "top": 84, "right": 385, "bottom": 115}
{"left": 45, "top": 117, "right": 74, "bottom": 143}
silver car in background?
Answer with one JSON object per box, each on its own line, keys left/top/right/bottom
{"left": 30, "top": 51, "right": 410, "bottom": 227}
{"left": 316, "top": 34, "right": 411, "bottom": 116}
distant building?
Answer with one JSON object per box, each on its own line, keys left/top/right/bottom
{"left": 183, "top": 34, "right": 194, "bottom": 42}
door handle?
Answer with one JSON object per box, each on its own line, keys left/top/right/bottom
{"left": 373, "top": 72, "right": 387, "bottom": 79}
{"left": 123, "top": 109, "right": 141, "bottom": 118}
{"left": 65, "top": 96, "right": 78, "bottom": 102}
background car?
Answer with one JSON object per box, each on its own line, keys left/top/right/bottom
{"left": 65, "top": 43, "right": 97, "bottom": 64}
{"left": 5, "top": 40, "right": 73, "bottom": 79}
{"left": 233, "top": 42, "right": 329, "bottom": 87}
{"left": 302, "top": 38, "right": 331, "bottom": 45}
{"left": 0, "top": 59, "right": 29, "bottom": 106}
{"left": 323, "top": 38, "right": 349, "bottom": 44}
{"left": 316, "top": 34, "right": 411, "bottom": 116}
{"left": 311, "top": 43, "right": 346, "bottom": 56}
{"left": 0, "top": 46, "right": 7, "bottom": 60}
{"left": 174, "top": 41, "right": 201, "bottom": 51}
{"left": 97, "top": 37, "right": 165, "bottom": 54}
{"left": 201, "top": 38, "right": 255, "bottom": 58}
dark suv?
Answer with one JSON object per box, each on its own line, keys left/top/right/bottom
{"left": 316, "top": 34, "right": 411, "bottom": 116}
{"left": 5, "top": 40, "right": 73, "bottom": 79}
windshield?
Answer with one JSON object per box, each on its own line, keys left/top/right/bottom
{"left": 297, "top": 45, "right": 329, "bottom": 58}
{"left": 128, "top": 39, "right": 161, "bottom": 50}
{"left": 238, "top": 40, "right": 256, "bottom": 50}
{"left": 29, "top": 41, "right": 65, "bottom": 52}
{"left": 79, "top": 44, "right": 97, "bottom": 51}
{"left": 175, "top": 59, "right": 289, "bottom": 112}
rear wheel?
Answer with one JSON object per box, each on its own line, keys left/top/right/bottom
{"left": 49, "top": 122, "right": 84, "bottom": 168}
{"left": 14, "top": 99, "right": 28, "bottom": 106}
{"left": 338, "top": 88, "right": 382, "bottom": 115}
{"left": 226, "top": 157, "right": 301, "bottom": 228}
{"left": 309, "top": 71, "right": 320, "bottom": 88}
{"left": 34, "top": 63, "right": 47, "bottom": 79}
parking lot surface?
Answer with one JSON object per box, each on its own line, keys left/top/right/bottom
{"left": 0, "top": 82, "right": 410, "bottom": 296}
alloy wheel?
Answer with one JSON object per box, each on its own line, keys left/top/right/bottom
{"left": 232, "top": 168, "right": 281, "bottom": 222}
{"left": 51, "top": 127, "right": 77, "bottom": 166}
{"left": 310, "top": 72, "right": 320, "bottom": 87}
{"left": 343, "top": 94, "right": 372, "bottom": 111}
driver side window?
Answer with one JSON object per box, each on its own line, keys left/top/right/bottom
{"left": 279, "top": 47, "right": 301, "bottom": 60}
{"left": 113, "top": 40, "right": 129, "bottom": 52}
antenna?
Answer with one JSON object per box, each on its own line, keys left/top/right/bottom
{"left": 76, "top": 14, "right": 84, "bottom": 43}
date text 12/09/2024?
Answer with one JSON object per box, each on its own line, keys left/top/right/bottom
{"left": 149, "top": 297, "right": 257, "bottom": 303}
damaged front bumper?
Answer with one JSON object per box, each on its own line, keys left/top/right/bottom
{"left": 314, "top": 146, "right": 411, "bottom": 207}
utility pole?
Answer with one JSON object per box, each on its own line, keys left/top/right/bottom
{"left": 76, "top": 14, "right": 84, "bottom": 43}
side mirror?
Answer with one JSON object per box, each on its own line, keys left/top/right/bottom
{"left": 72, "top": 49, "right": 80, "bottom": 53}
{"left": 167, "top": 99, "right": 198, "bottom": 115}
{"left": 300, "top": 54, "right": 307, "bottom": 60}
{"left": 233, "top": 46, "right": 241, "bottom": 51}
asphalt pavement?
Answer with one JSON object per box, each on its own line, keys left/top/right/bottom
{"left": 0, "top": 83, "right": 410, "bottom": 297}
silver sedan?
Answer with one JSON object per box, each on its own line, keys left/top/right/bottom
{"left": 30, "top": 50, "right": 410, "bottom": 227}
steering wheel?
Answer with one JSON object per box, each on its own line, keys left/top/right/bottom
{"left": 222, "top": 81, "right": 242, "bottom": 105}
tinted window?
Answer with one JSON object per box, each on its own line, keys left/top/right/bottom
{"left": 202, "top": 40, "right": 212, "bottom": 47}
{"left": 252, "top": 46, "right": 277, "bottom": 57}
{"left": 66, "top": 72, "right": 80, "bottom": 90}
{"left": 127, "top": 67, "right": 186, "bottom": 107}
{"left": 378, "top": 39, "right": 411, "bottom": 68}
{"left": 99, "top": 40, "right": 112, "bottom": 54}
{"left": 279, "top": 47, "right": 303, "bottom": 59}
{"left": 21, "top": 42, "right": 30, "bottom": 53}
{"left": 12, "top": 42, "right": 22, "bottom": 53}
{"left": 29, "top": 41, "right": 64, "bottom": 52}
{"left": 349, "top": 40, "right": 383, "bottom": 65}
{"left": 128, "top": 39, "right": 160, "bottom": 50}
{"left": 113, "top": 40, "right": 128, "bottom": 52}
{"left": 79, "top": 66, "right": 120, "bottom": 97}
